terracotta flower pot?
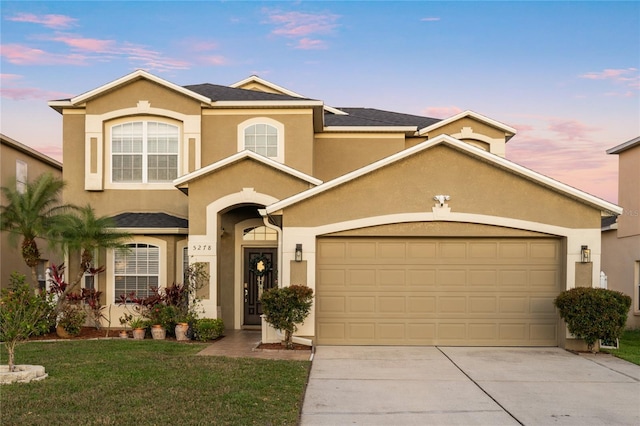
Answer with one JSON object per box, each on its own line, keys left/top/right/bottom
{"left": 151, "top": 325, "right": 166, "bottom": 340}
{"left": 119, "top": 330, "right": 128, "bottom": 339}
{"left": 56, "top": 325, "right": 72, "bottom": 339}
{"left": 132, "top": 328, "right": 145, "bottom": 340}
{"left": 175, "top": 323, "right": 189, "bottom": 341}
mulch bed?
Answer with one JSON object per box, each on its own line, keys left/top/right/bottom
{"left": 256, "top": 342, "right": 311, "bottom": 351}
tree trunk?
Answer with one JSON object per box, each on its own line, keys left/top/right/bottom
{"left": 7, "top": 341, "right": 16, "bottom": 372}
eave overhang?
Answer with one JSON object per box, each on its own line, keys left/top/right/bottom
{"left": 265, "top": 134, "right": 622, "bottom": 216}
{"left": 418, "top": 110, "right": 517, "bottom": 142}
{"left": 174, "top": 150, "right": 323, "bottom": 193}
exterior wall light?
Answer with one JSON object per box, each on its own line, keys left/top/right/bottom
{"left": 295, "top": 244, "right": 303, "bottom": 262}
{"left": 581, "top": 245, "right": 591, "bottom": 263}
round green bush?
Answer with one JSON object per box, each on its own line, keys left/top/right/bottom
{"left": 554, "top": 287, "right": 631, "bottom": 351}
{"left": 193, "top": 318, "right": 224, "bottom": 341}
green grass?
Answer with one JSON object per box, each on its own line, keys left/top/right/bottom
{"left": 601, "top": 329, "right": 640, "bottom": 365}
{"left": 1, "top": 340, "right": 310, "bottom": 425}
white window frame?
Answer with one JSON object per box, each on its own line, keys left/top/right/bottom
{"left": 106, "top": 118, "right": 181, "bottom": 190}
{"left": 107, "top": 237, "right": 167, "bottom": 304}
{"left": 237, "top": 117, "right": 284, "bottom": 163}
{"left": 16, "top": 160, "right": 27, "bottom": 194}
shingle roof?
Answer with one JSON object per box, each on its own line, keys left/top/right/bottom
{"left": 601, "top": 215, "right": 618, "bottom": 229}
{"left": 184, "top": 84, "right": 310, "bottom": 102}
{"left": 111, "top": 212, "right": 188, "bottom": 229}
{"left": 325, "top": 108, "right": 441, "bottom": 128}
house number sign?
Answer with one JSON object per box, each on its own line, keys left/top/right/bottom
{"left": 190, "top": 244, "right": 213, "bottom": 254}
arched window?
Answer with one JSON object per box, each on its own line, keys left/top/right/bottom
{"left": 243, "top": 226, "right": 278, "bottom": 241}
{"left": 111, "top": 121, "right": 179, "bottom": 183}
{"left": 114, "top": 243, "right": 160, "bottom": 299}
{"left": 244, "top": 124, "right": 278, "bottom": 158}
{"left": 238, "top": 118, "right": 284, "bottom": 162}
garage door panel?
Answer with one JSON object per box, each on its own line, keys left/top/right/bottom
{"left": 317, "top": 237, "right": 562, "bottom": 346}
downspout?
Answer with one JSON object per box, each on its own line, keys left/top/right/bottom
{"left": 258, "top": 208, "right": 313, "bottom": 347}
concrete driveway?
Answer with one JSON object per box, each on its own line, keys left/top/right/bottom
{"left": 301, "top": 346, "right": 640, "bottom": 425}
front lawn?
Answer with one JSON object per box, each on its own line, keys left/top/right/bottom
{"left": 1, "top": 340, "right": 310, "bottom": 425}
{"left": 601, "top": 329, "right": 640, "bottom": 365}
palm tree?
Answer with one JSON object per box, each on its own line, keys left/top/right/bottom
{"left": 58, "top": 204, "right": 130, "bottom": 299}
{"left": 0, "top": 173, "right": 73, "bottom": 286}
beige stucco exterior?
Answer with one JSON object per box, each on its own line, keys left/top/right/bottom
{"left": 602, "top": 138, "right": 640, "bottom": 329}
{"left": 48, "top": 71, "right": 621, "bottom": 346}
{"left": 1, "top": 134, "right": 64, "bottom": 289}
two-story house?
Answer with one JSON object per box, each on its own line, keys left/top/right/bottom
{"left": 602, "top": 136, "right": 640, "bottom": 329}
{"left": 49, "top": 70, "right": 620, "bottom": 347}
{"left": 1, "top": 133, "right": 64, "bottom": 290}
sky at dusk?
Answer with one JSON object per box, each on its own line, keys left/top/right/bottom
{"left": 1, "top": 1, "right": 638, "bottom": 205}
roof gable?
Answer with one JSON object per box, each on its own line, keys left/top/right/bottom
{"left": 266, "top": 134, "right": 621, "bottom": 215}
{"left": 418, "top": 110, "right": 516, "bottom": 141}
{"left": 174, "top": 150, "right": 323, "bottom": 190}
{"left": 49, "top": 70, "right": 210, "bottom": 112}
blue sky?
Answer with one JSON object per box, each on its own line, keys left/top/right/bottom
{"left": 1, "top": 1, "right": 638, "bottom": 203}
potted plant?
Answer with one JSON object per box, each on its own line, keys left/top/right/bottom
{"left": 129, "top": 317, "right": 147, "bottom": 340}
{"left": 118, "top": 313, "right": 132, "bottom": 338}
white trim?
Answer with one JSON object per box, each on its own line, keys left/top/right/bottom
{"left": 265, "top": 134, "right": 622, "bottom": 215}
{"left": 106, "top": 236, "right": 167, "bottom": 306}
{"left": 174, "top": 150, "right": 322, "bottom": 187}
{"left": 323, "top": 126, "right": 417, "bottom": 133}
{"left": 188, "top": 189, "right": 280, "bottom": 320}
{"left": 278, "top": 212, "right": 603, "bottom": 337}
{"left": 211, "top": 100, "right": 324, "bottom": 108}
{"left": 69, "top": 70, "right": 211, "bottom": 106}
{"left": 237, "top": 117, "right": 285, "bottom": 163}
{"left": 418, "top": 110, "right": 517, "bottom": 137}
{"left": 230, "top": 75, "right": 306, "bottom": 98}
{"left": 230, "top": 75, "right": 346, "bottom": 116}
{"left": 607, "top": 136, "right": 640, "bottom": 154}
{"left": 450, "top": 127, "right": 506, "bottom": 157}
{"left": 233, "top": 218, "right": 278, "bottom": 330}
{"left": 112, "top": 227, "right": 188, "bottom": 235}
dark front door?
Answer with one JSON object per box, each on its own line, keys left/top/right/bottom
{"left": 243, "top": 248, "right": 277, "bottom": 326}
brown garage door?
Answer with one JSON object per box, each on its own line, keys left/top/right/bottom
{"left": 316, "top": 237, "right": 562, "bottom": 346}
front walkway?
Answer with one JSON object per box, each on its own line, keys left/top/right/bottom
{"left": 196, "top": 329, "right": 312, "bottom": 361}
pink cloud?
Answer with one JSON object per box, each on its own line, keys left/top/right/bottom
{"left": 547, "top": 119, "right": 600, "bottom": 141}
{"left": 579, "top": 68, "right": 637, "bottom": 81}
{"left": 422, "top": 106, "right": 462, "bottom": 118}
{"left": 200, "top": 55, "right": 229, "bottom": 66}
{"left": 0, "top": 43, "right": 87, "bottom": 65}
{"left": 0, "top": 86, "right": 71, "bottom": 101}
{"left": 33, "top": 145, "right": 63, "bottom": 162}
{"left": 8, "top": 13, "right": 77, "bottom": 29}
{"left": 50, "top": 35, "right": 115, "bottom": 52}
{"left": 0, "top": 73, "right": 23, "bottom": 81}
{"left": 265, "top": 10, "right": 339, "bottom": 37}
{"left": 420, "top": 17, "right": 441, "bottom": 22}
{"left": 295, "top": 38, "right": 327, "bottom": 50}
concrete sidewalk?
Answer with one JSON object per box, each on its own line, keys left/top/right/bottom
{"left": 300, "top": 346, "right": 640, "bottom": 425}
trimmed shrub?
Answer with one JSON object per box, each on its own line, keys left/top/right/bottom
{"left": 193, "top": 318, "right": 225, "bottom": 341}
{"left": 260, "top": 285, "right": 313, "bottom": 349}
{"left": 554, "top": 287, "right": 631, "bottom": 351}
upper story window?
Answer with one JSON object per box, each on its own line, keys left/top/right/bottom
{"left": 238, "top": 118, "right": 284, "bottom": 163}
{"left": 245, "top": 124, "right": 278, "bottom": 158}
{"left": 111, "top": 121, "right": 179, "bottom": 183}
{"left": 16, "top": 160, "right": 27, "bottom": 193}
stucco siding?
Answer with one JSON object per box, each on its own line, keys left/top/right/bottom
{"left": 313, "top": 134, "right": 405, "bottom": 181}
{"left": 283, "top": 145, "right": 601, "bottom": 229}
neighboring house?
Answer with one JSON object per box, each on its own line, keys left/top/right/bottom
{"left": 602, "top": 136, "right": 640, "bottom": 329}
{"left": 48, "top": 70, "right": 621, "bottom": 348}
{"left": 0, "top": 133, "right": 64, "bottom": 290}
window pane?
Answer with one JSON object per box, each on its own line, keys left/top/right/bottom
{"left": 115, "top": 243, "right": 159, "bottom": 299}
